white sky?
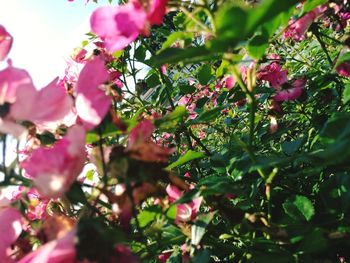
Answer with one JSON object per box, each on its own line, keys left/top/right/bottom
{"left": 0, "top": 0, "right": 107, "bottom": 87}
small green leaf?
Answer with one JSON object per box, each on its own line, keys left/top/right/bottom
{"left": 247, "top": 34, "right": 269, "bottom": 59}
{"left": 191, "top": 212, "right": 215, "bottom": 246}
{"left": 137, "top": 206, "right": 161, "bottom": 228}
{"left": 342, "top": 82, "right": 350, "bottom": 104}
{"left": 283, "top": 195, "right": 315, "bottom": 222}
{"left": 302, "top": 0, "right": 328, "bottom": 13}
{"left": 197, "top": 64, "right": 213, "bottom": 85}
{"left": 166, "top": 150, "right": 205, "bottom": 170}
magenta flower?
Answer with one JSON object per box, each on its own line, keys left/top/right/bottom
{"left": 257, "top": 62, "right": 288, "bottom": 88}
{"left": 284, "top": 5, "right": 326, "bottom": 41}
{"left": 21, "top": 125, "right": 86, "bottom": 198}
{"left": 166, "top": 184, "right": 202, "bottom": 223}
{"left": 0, "top": 207, "right": 22, "bottom": 261}
{"left": 273, "top": 78, "right": 306, "bottom": 102}
{"left": 26, "top": 188, "right": 49, "bottom": 221}
{"left": 146, "top": 0, "right": 169, "bottom": 25}
{"left": 0, "top": 25, "right": 13, "bottom": 61}
{"left": 90, "top": 2, "right": 147, "bottom": 52}
{"left": 75, "top": 56, "right": 111, "bottom": 130}
{"left": 336, "top": 62, "right": 350, "bottom": 78}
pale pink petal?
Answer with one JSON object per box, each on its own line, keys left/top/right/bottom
{"left": 0, "top": 64, "right": 33, "bottom": 105}
{"left": 76, "top": 56, "right": 110, "bottom": 130}
{"left": 90, "top": 3, "right": 147, "bottom": 52}
{"left": 0, "top": 118, "right": 27, "bottom": 139}
{"left": 0, "top": 25, "right": 13, "bottom": 61}
{"left": 21, "top": 125, "right": 86, "bottom": 198}
{"left": 11, "top": 78, "right": 73, "bottom": 124}
{"left": 273, "top": 78, "right": 306, "bottom": 101}
{"left": 166, "top": 184, "right": 182, "bottom": 202}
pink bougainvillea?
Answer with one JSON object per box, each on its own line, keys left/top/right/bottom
{"left": 75, "top": 56, "right": 111, "bottom": 130}
{"left": 90, "top": 2, "right": 147, "bottom": 52}
{"left": 21, "top": 125, "right": 86, "bottom": 198}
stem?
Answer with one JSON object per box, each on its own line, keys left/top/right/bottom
{"left": 97, "top": 128, "right": 108, "bottom": 188}
{"left": 313, "top": 28, "right": 333, "bottom": 67}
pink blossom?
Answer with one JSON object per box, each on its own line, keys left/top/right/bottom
{"left": 284, "top": 5, "right": 326, "bottom": 41}
{"left": 166, "top": 184, "right": 202, "bottom": 223}
{"left": 336, "top": 62, "right": 350, "bottom": 78}
{"left": 146, "top": 0, "right": 169, "bottom": 25}
{"left": 0, "top": 207, "right": 22, "bottom": 261}
{"left": 273, "top": 78, "right": 306, "bottom": 102}
{"left": 21, "top": 125, "right": 86, "bottom": 198}
{"left": 10, "top": 77, "right": 73, "bottom": 125}
{"left": 26, "top": 189, "right": 49, "bottom": 221}
{"left": 0, "top": 25, "right": 13, "bottom": 61}
{"left": 71, "top": 47, "right": 88, "bottom": 63}
{"left": 75, "top": 56, "right": 111, "bottom": 130}
{"left": 90, "top": 2, "right": 147, "bottom": 52}
{"left": 128, "top": 119, "right": 155, "bottom": 148}
{"left": 18, "top": 229, "right": 77, "bottom": 263}
{"left": 0, "top": 62, "right": 33, "bottom": 105}
{"left": 257, "top": 62, "right": 288, "bottom": 88}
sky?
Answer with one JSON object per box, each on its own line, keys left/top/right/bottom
{"left": 0, "top": 0, "right": 109, "bottom": 87}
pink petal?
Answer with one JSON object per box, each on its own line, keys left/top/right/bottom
{"left": 336, "top": 62, "right": 350, "bottom": 78}
{"left": 147, "top": 0, "right": 168, "bottom": 25}
{"left": 76, "top": 56, "right": 110, "bottom": 130}
{"left": 0, "top": 25, "right": 13, "bottom": 61}
{"left": 18, "top": 229, "right": 77, "bottom": 263}
{"left": 128, "top": 119, "right": 155, "bottom": 147}
{"left": 0, "top": 64, "right": 33, "bottom": 105}
{"left": 0, "top": 118, "right": 27, "bottom": 138}
{"left": 11, "top": 78, "right": 73, "bottom": 124}
{"left": 0, "top": 208, "right": 22, "bottom": 259}
{"left": 90, "top": 3, "right": 147, "bottom": 52}
{"left": 166, "top": 184, "right": 182, "bottom": 202}
{"left": 21, "top": 125, "right": 86, "bottom": 198}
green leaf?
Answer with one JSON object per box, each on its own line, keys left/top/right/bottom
{"left": 247, "top": 34, "right": 269, "bottom": 59}
{"left": 193, "top": 107, "right": 223, "bottom": 123}
{"left": 155, "top": 106, "right": 188, "bottom": 131}
{"left": 246, "top": 0, "right": 299, "bottom": 34}
{"left": 166, "top": 150, "right": 205, "bottom": 170}
{"left": 137, "top": 206, "right": 161, "bottom": 228}
{"left": 298, "top": 228, "right": 328, "bottom": 253}
{"left": 342, "top": 82, "right": 350, "bottom": 104}
{"left": 134, "top": 45, "right": 146, "bottom": 61}
{"left": 161, "top": 31, "right": 193, "bottom": 50}
{"left": 197, "top": 64, "right": 213, "bottom": 85}
{"left": 283, "top": 195, "right": 315, "bottom": 222}
{"left": 191, "top": 212, "right": 215, "bottom": 246}
{"left": 281, "top": 138, "right": 304, "bottom": 155}
{"left": 302, "top": 0, "right": 328, "bottom": 13}
{"left": 334, "top": 52, "right": 350, "bottom": 69}
{"left": 150, "top": 46, "right": 220, "bottom": 66}
{"left": 178, "top": 84, "right": 196, "bottom": 94}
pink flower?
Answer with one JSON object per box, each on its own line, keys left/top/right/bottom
{"left": 257, "top": 62, "right": 288, "bottom": 88}
{"left": 166, "top": 184, "right": 202, "bottom": 223}
{"left": 336, "top": 62, "right": 350, "bottom": 78}
{"left": 0, "top": 25, "right": 13, "bottom": 61}
{"left": 21, "top": 125, "right": 86, "bottom": 198}
{"left": 75, "top": 56, "right": 111, "bottom": 130}
{"left": 273, "top": 78, "right": 306, "bottom": 102}
{"left": 70, "top": 47, "right": 88, "bottom": 63}
{"left": 18, "top": 229, "right": 77, "bottom": 263}
{"left": 26, "top": 189, "right": 49, "bottom": 221}
{"left": 90, "top": 2, "right": 147, "bottom": 52}
{"left": 146, "top": 0, "right": 169, "bottom": 25}
{"left": 128, "top": 119, "right": 154, "bottom": 148}
{"left": 284, "top": 5, "right": 326, "bottom": 41}
{"left": 0, "top": 62, "right": 33, "bottom": 105}
{"left": 10, "top": 77, "right": 73, "bottom": 125}
{"left": 0, "top": 207, "right": 22, "bottom": 261}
